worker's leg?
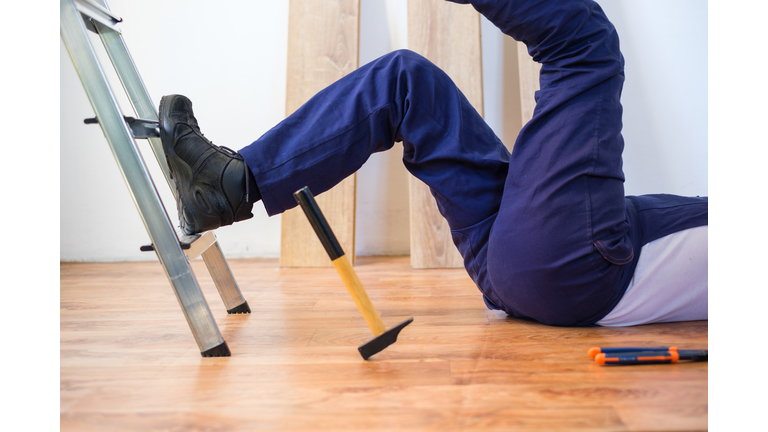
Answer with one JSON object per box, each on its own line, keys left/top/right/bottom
{"left": 237, "top": 50, "right": 510, "bottom": 303}
{"left": 239, "top": 50, "right": 508, "bottom": 231}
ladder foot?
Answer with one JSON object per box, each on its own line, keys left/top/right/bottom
{"left": 201, "top": 341, "right": 231, "bottom": 357}
{"left": 227, "top": 301, "right": 251, "bottom": 314}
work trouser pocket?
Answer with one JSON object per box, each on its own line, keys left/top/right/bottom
{"left": 593, "top": 234, "right": 634, "bottom": 266}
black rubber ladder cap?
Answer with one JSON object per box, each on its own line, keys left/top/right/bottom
{"left": 201, "top": 341, "right": 231, "bottom": 357}
{"left": 227, "top": 301, "right": 251, "bottom": 314}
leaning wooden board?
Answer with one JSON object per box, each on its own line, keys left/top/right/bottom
{"left": 407, "top": 0, "right": 483, "bottom": 269}
{"left": 280, "top": 0, "right": 360, "bottom": 268}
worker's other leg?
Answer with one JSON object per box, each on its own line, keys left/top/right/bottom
{"left": 462, "top": 0, "right": 707, "bottom": 326}
{"left": 464, "top": 0, "right": 635, "bottom": 325}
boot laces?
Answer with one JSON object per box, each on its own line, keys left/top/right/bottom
{"left": 185, "top": 113, "right": 234, "bottom": 155}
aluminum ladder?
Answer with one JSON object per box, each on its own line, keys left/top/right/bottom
{"left": 60, "top": 0, "right": 251, "bottom": 357}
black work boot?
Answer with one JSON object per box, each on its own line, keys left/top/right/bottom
{"left": 159, "top": 94, "right": 253, "bottom": 235}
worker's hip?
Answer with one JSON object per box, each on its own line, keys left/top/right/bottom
{"left": 455, "top": 193, "right": 708, "bottom": 327}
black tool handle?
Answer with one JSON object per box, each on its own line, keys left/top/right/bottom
{"left": 293, "top": 187, "right": 345, "bottom": 260}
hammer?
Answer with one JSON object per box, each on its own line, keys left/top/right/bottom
{"left": 293, "top": 187, "right": 413, "bottom": 360}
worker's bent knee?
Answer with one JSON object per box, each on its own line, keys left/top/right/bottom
{"left": 375, "top": 49, "right": 442, "bottom": 76}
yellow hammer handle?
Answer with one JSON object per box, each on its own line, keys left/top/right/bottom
{"left": 332, "top": 254, "right": 387, "bottom": 336}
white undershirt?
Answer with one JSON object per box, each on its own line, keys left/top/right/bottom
{"left": 596, "top": 225, "right": 708, "bottom": 327}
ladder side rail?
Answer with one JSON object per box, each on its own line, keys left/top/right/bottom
{"left": 89, "top": 1, "right": 176, "bottom": 195}
{"left": 181, "top": 231, "right": 250, "bottom": 313}
{"left": 201, "top": 240, "right": 249, "bottom": 313}
{"left": 61, "top": 0, "right": 226, "bottom": 354}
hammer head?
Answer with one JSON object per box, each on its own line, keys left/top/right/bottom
{"left": 358, "top": 317, "right": 414, "bottom": 360}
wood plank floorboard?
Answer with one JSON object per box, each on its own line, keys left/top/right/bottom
{"left": 61, "top": 256, "right": 707, "bottom": 431}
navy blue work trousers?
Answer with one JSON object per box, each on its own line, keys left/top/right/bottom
{"left": 239, "top": 0, "right": 708, "bottom": 326}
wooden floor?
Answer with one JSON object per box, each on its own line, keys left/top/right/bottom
{"left": 61, "top": 256, "right": 708, "bottom": 431}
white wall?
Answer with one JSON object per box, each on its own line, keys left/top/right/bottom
{"left": 60, "top": 0, "right": 707, "bottom": 262}
{"left": 600, "top": 0, "right": 708, "bottom": 196}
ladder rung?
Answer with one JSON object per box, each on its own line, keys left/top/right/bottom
{"left": 140, "top": 231, "right": 218, "bottom": 261}
{"left": 140, "top": 242, "right": 190, "bottom": 252}
{"left": 84, "top": 116, "right": 159, "bottom": 138}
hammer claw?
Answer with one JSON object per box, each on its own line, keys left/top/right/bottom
{"left": 358, "top": 317, "right": 414, "bottom": 360}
